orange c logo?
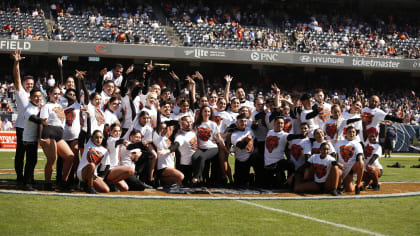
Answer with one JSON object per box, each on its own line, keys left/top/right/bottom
{"left": 95, "top": 44, "right": 106, "bottom": 53}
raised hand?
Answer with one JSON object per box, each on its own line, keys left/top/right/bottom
{"left": 75, "top": 70, "right": 87, "bottom": 79}
{"left": 224, "top": 75, "right": 233, "bottom": 83}
{"left": 57, "top": 57, "right": 63, "bottom": 67}
{"left": 100, "top": 68, "right": 107, "bottom": 77}
{"left": 126, "top": 64, "right": 134, "bottom": 74}
{"left": 194, "top": 71, "right": 203, "bottom": 80}
{"left": 11, "top": 50, "right": 25, "bottom": 62}
{"left": 146, "top": 60, "right": 154, "bottom": 72}
{"left": 169, "top": 71, "right": 180, "bottom": 81}
{"left": 271, "top": 83, "right": 280, "bottom": 94}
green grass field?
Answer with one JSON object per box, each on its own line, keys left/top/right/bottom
{"left": 1, "top": 152, "right": 420, "bottom": 235}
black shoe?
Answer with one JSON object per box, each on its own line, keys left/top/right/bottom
{"left": 372, "top": 184, "right": 380, "bottom": 191}
{"left": 57, "top": 181, "right": 73, "bottom": 193}
{"left": 411, "top": 164, "right": 420, "bottom": 168}
{"left": 140, "top": 180, "right": 154, "bottom": 189}
{"left": 109, "top": 184, "right": 120, "bottom": 192}
{"left": 355, "top": 186, "right": 360, "bottom": 195}
{"left": 16, "top": 178, "right": 24, "bottom": 187}
{"left": 331, "top": 189, "right": 339, "bottom": 196}
{"left": 44, "top": 183, "right": 54, "bottom": 191}
{"left": 84, "top": 186, "right": 98, "bottom": 194}
{"left": 23, "top": 184, "right": 37, "bottom": 191}
{"left": 387, "top": 162, "right": 405, "bottom": 168}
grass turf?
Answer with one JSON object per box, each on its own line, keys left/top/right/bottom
{"left": 0, "top": 194, "right": 419, "bottom": 235}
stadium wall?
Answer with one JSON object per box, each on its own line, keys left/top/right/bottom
{"left": 1, "top": 39, "right": 420, "bottom": 72}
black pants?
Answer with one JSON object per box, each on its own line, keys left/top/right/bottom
{"left": 135, "top": 155, "right": 150, "bottom": 182}
{"left": 254, "top": 141, "right": 266, "bottom": 186}
{"left": 264, "top": 159, "right": 295, "bottom": 188}
{"left": 192, "top": 148, "right": 218, "bottom": 180}
{"left": 179, "top": 164, "right": 193, "bottom": 185}
{"left": 14, "top": 127, "right": 26, "bottom": 182}
{"left": 22, "top": 141, "right": 38, "bottom": 185}
{"left": 125, "top": 175, "right": 145, "bottom": 191}
{"left": 234, "top": 154, "right": 259, "bottom": 186}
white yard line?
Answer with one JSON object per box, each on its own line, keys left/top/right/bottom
{"left": 237, "top": 200, "right": 386, "bottom": 236}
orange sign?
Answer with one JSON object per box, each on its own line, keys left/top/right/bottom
{"left": 95, "top": 44, "right": 106, "bottom": 53}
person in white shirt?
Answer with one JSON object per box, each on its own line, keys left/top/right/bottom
{"left": 363, "top": 132, "right": 383, "bottom": 191}
{"left": 77, "top": 130, "right": 110, "bottom": 194}
{"left": 103, "top": 64, "right": 124, "bottom": 87}
{"left": 11, "top": 50, "right": 34, "bottom": 186}
{"left": 40, "top": 87, "right": 75, "bottom": 192}
{"left": 335, "top": 126, "right": 365, "bottom": 194}
{"left": 294, "top": 143, "right": 343, "bottom": 196}
{"left": 193, "top": 106, "right": 226, "bottom": 185}
{"left": 21, "top": 88, "right": 43, "bottom": 191}
{"left": 1, "top": 118, "right": 13, "bottom": 130}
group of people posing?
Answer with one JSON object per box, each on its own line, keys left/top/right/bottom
{"left": 12, "top": 50, "right": 408, "bottom": 195}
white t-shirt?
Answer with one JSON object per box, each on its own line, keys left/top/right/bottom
{"left": 196, "top": 121, "right": 219, "bottom": 149}
{"left": 264, "top": 130, "right": 289, "bottom": 166}
{"left": 141, "top": 106, "right": 158, "bottom": 128}
{"left": 175, "top": 130, "right": 198, "bottom": 165}
{"left": 288, "top": 138, "right": 311, "bottom": 170}
{"left": 106, "top": 136, "right": 121, "bottom": 168}
{"left": 153, "top": 131, "right": 175, "bottom": 170}
{"left": 363, "top": 141, "right": 383, "bottom": 169}
{"left": 23, "top": 103, "right": 40, "bottom": 142}
{"left": 77, "top": 141, "right": 109, "bottom": 180}
{"left": 314, "top": 102, "right": 331, "bottom": 129}
{"left": 362, "top": 107, "right": 387, "bottom": 140}
{"left": 133, "top": 94, "right": 146, "bottom": 114}
{"left": 308, "top": 153, "right": 336, "bottom": 183}
{"left": 300, "top": 109, "right": 319, "bottom": 135}
{"left": 341, "top": 111, "right": 363, "bottom": 142}
{"left": 323, "top": 118, "right": 345, "bottom": 141}
{"left": 214, "top": 110, "right": 234, "bottom": 134}
{"left": 104, "top": 109, "right": 119, "bottom": 126}
{"left": 100, "top": 91, "right": 111, "bottom": 110}
{"left": 282, "top": 116, "right": 295, "bottom": 134}
{"left": 121, "top": 95, "right": 134, "bottom": 129}
{"left": 171, "top": 110, "right": 195, "bottom": 122}
{"left": 40, "top": 102, "right": 65, "bottom": 128}
{"left": 231, "top": 128, "right": 254, "bottom": 162}
{"left": 104, "top": 70, "right": 123, "bottom": 87}
{"left": 335, "top": 139, "right": 364, "bottom": 178}
{"left": 63, "top": 102, "right": 81, "bottom": 141}
{"left": 83, "top": 103, "right": 105, "bottom": 134}
{"left": 15, "top": 89, "right": 30, "bottom": 128}
{"left": 119, "top": 141, "right": 140, "bottom": 169}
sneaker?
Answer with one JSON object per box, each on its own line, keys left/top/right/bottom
{"left": 84, "top": 186, "right": 98, "bottom": 194}
{"left": 57, "top": 181, "right": 73, "bottom": 193}
{"left": 44, "top": 183, "right": 54, "bottom": 191}
{"left": 23, "top": 184, "right": 37, "bottom": 191}
{"left": 372, "top": 184, "right": 380, "bottom": 191}
{"left": 355, "top": 186, "right": 360, "bottom": 195}
{"left": 387, "top": 162, "right": 405, "bottom": 168}
{"left": 109, "top": 184, "right": 120, "bottom": 192}
{"left": 330, "top": 189, "right": 339, "bottom": 196}
{"left": 140, "top": 180, "right": 154, "bottom": 189}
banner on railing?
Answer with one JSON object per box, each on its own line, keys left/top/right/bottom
{"left": 0, "top": 131, "right": 17, "bottom": 149}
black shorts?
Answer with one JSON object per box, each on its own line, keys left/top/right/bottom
{"left": 157, "top": 168, "right": 166, "bottom": 179}
{"left": 41, "top": 126, "right": 64, "bottom": 141}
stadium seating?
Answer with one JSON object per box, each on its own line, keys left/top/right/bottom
{"left": 56, "top": 15, "right": 172, "bottom": 45}
{"left": 0, "top": 12, "right": 48, "bottom": 39}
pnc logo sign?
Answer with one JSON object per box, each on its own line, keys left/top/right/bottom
{"left": 95, "top": 44, "right": 107, "bottom": 53}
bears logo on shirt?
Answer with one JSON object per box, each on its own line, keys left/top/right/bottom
{"left": 362, "top": 112, "right": 374, "bottom": 126}
{"left": 290, "top": 144, "right": 303, "bottom": 161}
{"left": 95, "top": 109, "right": 105, "bottom": 126}
{"left": 165, "top": 139, "right": 172, "bottom": 149}
{"left": 87, "top": 147, "right": 104, "bottom": 165}
{"left": 241, "top": 137, "right": 253, "bottom": 153}
{"left": 364, "top": 144, "right": 374, "bottom": 158}
{"left": 212, "top": 115, "right": 222, "bottom": 125}
{"left": 64, "top": 108, "right": 76, "bottom": 126}
{"left": 189, "top": 136, "right": 198, "bottom": 150}
{"left": 52, "top": 106, "right": 65, "bottom": 123}
{"left": 197, "top": 128, "right": 212, "bottom": 141}
{"left": 325, "top": 123, "right": 337, "bottom": 139}
{"left": 313, "top": 163, "right": 327, "bottom": 179}
{"left": 340, "top": 145, "right": 354, "bottom": 162}
{"left": 283, "top": 118, "right": 292, "bottom": 133}
{"left": 265, "top": 136, "right": 279, "bottom": 153}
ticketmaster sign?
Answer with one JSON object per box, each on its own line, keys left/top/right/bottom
{"left": 0, "top": 40, "right": 419, "bottom": 72}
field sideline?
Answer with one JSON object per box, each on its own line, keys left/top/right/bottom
{"left": 1, "top": 152, "right": 420, "bottom": 235}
